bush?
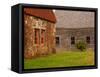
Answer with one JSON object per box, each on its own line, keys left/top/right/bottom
{"left": 75, "top": 41, "right": 87, "bottom": 51}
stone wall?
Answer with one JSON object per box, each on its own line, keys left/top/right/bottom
{"left": 24, "top": 14, "right": 56, "bottom": 59}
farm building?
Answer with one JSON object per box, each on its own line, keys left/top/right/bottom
{"left": 24, "top": 8, "right": 56, "bottom": 58}
{"left": 55, "top": 10, "right": 95, "bottom": 51}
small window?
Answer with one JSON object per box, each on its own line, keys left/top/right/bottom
{"left": 34, "top": 29, "right": 40, "bottom": 44}
{"left": 34, "top": 29, "right": 45, "bottom": 45}
{"left": 86, "top": 36, "right": 90, "bottom": 44}
{"left": 71, "top": 37, "right": 75, "bottom": 45}
{"left": 56, "top": 37, "right": 60, "bottom": 45}
{"left": 41, "top": 30, "right": 45, "bottom": 44}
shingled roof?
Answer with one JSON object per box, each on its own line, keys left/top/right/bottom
{"left": 55, "top": 10, "right": 94, "bottom": 28}
{"left": 24, "top": 8, "right": 56, "bottom": 23}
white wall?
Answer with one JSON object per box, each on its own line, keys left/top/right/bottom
{"left": 0, "top": 0, "right": 99, "bottom": 77}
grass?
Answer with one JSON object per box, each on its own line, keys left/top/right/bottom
{"left": 24, "top": 51, "right": 94, "bottom": 69}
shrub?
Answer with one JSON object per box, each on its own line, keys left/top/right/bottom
{"left": 75, "top": 41, "right": 87, "bottom": 51}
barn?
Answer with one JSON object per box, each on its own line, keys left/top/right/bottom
{"left": 55, "top": 10, "right": 95, "bottom": 51}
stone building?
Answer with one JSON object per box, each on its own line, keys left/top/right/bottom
{"left": 24, "top": 8, "right": 56, "bottom": 58}
{"left": 55, "top": 10, "right": 95, "bottom": 51}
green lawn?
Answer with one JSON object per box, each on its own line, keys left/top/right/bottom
{"left": 24, "top": 51, "right": 94, "bottom": 69}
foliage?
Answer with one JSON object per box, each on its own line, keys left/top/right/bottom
{"left": 75, "top": 41, "right": 87, "bottom": 51}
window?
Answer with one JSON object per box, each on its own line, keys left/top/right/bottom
{"left": 34, "top": 29, "right": 40, "bottom": 44}
{"left": 71, "top": 37, "right": 75, "bottom": 45}
{"left": 41, "top": 30, "right": 45, "bottom": 44}
{"left": 34, "top": 29, "right": 45, "bottom": 45}
{"left": 34, "top": 19, "right": 46, "bottom": 45}
{"left": 86, "top": 36, "right": 90, "bottom": 44}
{"left": 56, "top": 37, "right": 60, "bottom": 45}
